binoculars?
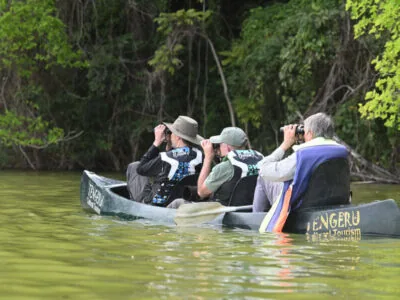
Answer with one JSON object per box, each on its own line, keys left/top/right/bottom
{"left": 153, "top": 127, "right": 171, "bottom": 134}
{"left": 279, "top": 124, "right": 305, "bottom": 135}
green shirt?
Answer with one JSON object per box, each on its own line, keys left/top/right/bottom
{"left": 204, "top": 160, "right": 234, "bottom": 192}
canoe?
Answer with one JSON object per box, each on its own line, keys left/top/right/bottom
{"left": 80, "top": 170, "right": 400, "bottom": 239}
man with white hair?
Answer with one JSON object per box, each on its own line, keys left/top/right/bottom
{"left": 253, "top": 112, "right": 350, "bottom": 232}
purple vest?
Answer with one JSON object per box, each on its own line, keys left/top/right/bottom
{"left": 288, "top": 144, "right": 348, "bottom": 210}
{"left": 265, "top": 144, "right": 349, "bottom": 232}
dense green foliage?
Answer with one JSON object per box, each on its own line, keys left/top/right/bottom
{"left": 0, "top": 0, "right": 85, "bottom": 167}
{"left": 0, "top": 0, "right": 86, "bottom": 75}
{"left": 0, "top": 0, "right": 398, "bottom": 175}
{"left": 346, "top": 0, "right": 400, "bottom": 130}
{"left": 0, "top": 110, "right": 64, "bottom": 147}
{"left": 223, "top": 0, "right": 345, "bottom": 151}
{"left": 149, "top": 9, "right": 213, "bottom": 75}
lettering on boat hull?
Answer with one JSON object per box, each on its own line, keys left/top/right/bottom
{"left": 86, "top": 182, "right": 104, "bottom": 214}
{"left": 306, "top": 210, "right": 361, "bottom": 241}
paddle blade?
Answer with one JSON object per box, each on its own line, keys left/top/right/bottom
{"left": 175, "top": 212, "right": 222, "bottom": 226}
{"left": 178, "top": 202, "right": 225, "bottom": 215}
{"left": 174, "top": 202, "right": 226, "bottom": 226}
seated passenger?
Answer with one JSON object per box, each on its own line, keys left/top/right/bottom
{"left": 253, "top": 112, "right": 349, "bottom": 232}
{"left": 168, "top": 127, "right": 263, "bottom": 208}
{"left": 126, "top": 116, "right": 203, "bottom": 207}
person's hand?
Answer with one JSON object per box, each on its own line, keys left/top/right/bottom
{"left": 153, "top": 124, "right": 166, "bottom": 147}
{"left": 281, "top": 124, "right": 297, "bottom": 151}
{"left": 201, "top": 139, "right": 215, "bottom": 160}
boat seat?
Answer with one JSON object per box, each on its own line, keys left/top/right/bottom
{"left": 296, "top": 158, "right": 351, "bottom": 210}
{"left": 227, "top": 175, "right": 258, "bottom": 207}
{"left": 166, "top": 174, "right": 199, "bottom": 205}
{"left": 110, "top": 185, "right": 131, "bottom": 199}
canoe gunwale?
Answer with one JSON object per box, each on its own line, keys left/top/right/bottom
{"left": 80, "top": 170, "right": 400, "bottom": 237}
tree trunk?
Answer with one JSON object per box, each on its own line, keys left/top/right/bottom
{"left": 334, "top": 136, "right": 400, "bottom": 184}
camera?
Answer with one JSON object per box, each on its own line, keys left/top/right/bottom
{"left": 212, "top": 143, "right": 220, "bottom": 150}
{"left": 280, "top": 124, "right": 304, "bottom": 135}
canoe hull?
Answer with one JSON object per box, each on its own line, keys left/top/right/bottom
{"left": 80, "top": 170, "right": 400, "bottom": 237}
{"left": 80, "top": 170, "right": 176, "bottom": 223}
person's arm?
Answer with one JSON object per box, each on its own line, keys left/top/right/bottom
{"left": 258, "top": 152, "right": 296, "bottom": 182}
{"left": 136, "top": 124, "right": 166, "bottom": 177}
{"left": 258, "top": 124, "right": 297, "bottom": 182}
{"left": 197, "top": 139, "right": 214, "bottom": 198}
{"left": 136, "top": 145, "right": 163, "bottom": 177}
{"left": 199, "top": 161, "right": 234, "bottom": 199}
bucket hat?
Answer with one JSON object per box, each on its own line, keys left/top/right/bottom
{"left": 164, "top": 116, "right": 204, "bottom": 145}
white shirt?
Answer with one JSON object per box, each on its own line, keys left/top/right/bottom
{"left": 257, "top": 137, "right": 340, "bottom": 182}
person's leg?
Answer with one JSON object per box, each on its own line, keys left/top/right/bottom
{"left": 253, "top": 176, "right": 269, "bottom": 212}
{"left": 266, "top": 180, "right": 284, "bottom": 206}
{"left": 167, "top": 198, "right": 191, "bottom": 209}
{"left": 253, "top": 176, "right": 284, "bottom": 212}
{"left": 126, "top": 162, "right": 150, "bottom": 200}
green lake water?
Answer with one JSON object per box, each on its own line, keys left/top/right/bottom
{"left": 1, "top": 170, "right": 400, "bottom": 299}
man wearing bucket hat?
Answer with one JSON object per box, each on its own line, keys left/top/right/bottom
{"left": 126, "top": 115, "right": 204, "bottom": 207}
{"left": 168, "top": 127, "right": 263, "bottom": 208}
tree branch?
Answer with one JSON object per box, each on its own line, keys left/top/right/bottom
{"left": 26, "top": 130, "right": 84, "bottom": 149}
{"left": 198, "top": 33, "right": 236, "bottom": 127}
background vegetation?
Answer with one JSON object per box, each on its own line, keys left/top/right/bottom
{"left": 0, "top": 0, "right": 398, "bottom": 181}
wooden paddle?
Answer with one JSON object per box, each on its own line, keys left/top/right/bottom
{"left": 174, "top": 202, "right": 253, "bottom": 226}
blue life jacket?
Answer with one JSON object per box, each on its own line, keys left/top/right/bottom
{"left": 152, "top": 146, "right": 202, "bottom": 205}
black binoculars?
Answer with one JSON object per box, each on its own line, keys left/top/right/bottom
{"left": 153, "top": 127, "right": 171, "bottom": 135}
{"left": 212, "top": 143, "right": 220, "bottom": 150}
{"left": 279, "top": 124, "right": 305, "bottom": 135}
{"left": 164, "top": 128, "right": 172, "bottom": 135}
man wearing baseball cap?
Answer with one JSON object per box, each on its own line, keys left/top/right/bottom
{"left": 168, "top": 127, "right": 263, "bottom": 208}
{"left": 126, "top": 115, "right": 204, "bottom": 206}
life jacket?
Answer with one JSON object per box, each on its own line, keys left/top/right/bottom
{"left": 152, "top": 146, "right": 202, "bottom": 206}
{"left": 212, "top": 149, "right": 263, "bottom": 206}
{"left": 290, "top": 144, "right": 349, "bottom": 209}
{"left": 259, "top": 139, "right": 349, "bottom": 233}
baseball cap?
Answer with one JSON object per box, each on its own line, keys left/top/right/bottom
{"left": 209, "top": 127, "right": 247, "bottom": 147}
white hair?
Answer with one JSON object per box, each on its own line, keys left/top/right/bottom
{"left": 304, "top": 112, "right": 334, "bottom": 138}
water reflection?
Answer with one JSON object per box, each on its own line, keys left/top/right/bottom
{"left": 248, "top": 233, "right": 296, "bottom": 293}
{"left": 1, "top": 171, "right": 400, "bottom": 299}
